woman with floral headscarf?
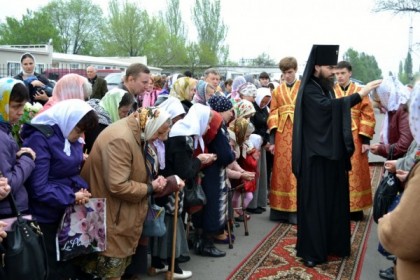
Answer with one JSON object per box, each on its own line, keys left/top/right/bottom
{"left": 370, "top": 76, "right": 413, "bottom": 159}
{"left": 170, "top": 76, "right": 198, "bottom": 113}
{"left": 378, "top": 83, "right": 420, "bottom": 280}
{"left": 20, "top": 99, "right": 98, "bottom": 279}
{"left": 233, "top": 99, "right": 256, "bottom": 120}
{"left": 0, "top": 78, "right": 35, "bottom": 221}
{"left": 229, "top": 76, "right": 246, "bottom": 101}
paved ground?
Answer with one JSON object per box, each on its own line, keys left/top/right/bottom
{"left": 138, "top": 110, "right": 388, "bottom": 280}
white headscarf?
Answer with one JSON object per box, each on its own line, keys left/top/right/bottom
{"left": 409, "top": 83, "right": 420, "bottom": 145}
{"left": 158, "top": 96, "right": 185, "bottom": 120}
{"left": 249, "top": 134, "right": 263, "bottom": 150}
{"left": 376, "top": 76, "right": 411, "bottom": 144}
{"left": 255, "top": 87, "right": 272, "bottom": 109}
{"left": 31, "top": 99, "right": 93, "bottom": 156}
{"left": 169, "top": 103, "right": 210, "bottom": 152}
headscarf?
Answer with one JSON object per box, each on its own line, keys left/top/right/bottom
{"left": 233, "top": 99, "right": 255, "bottom": 119}
{"left": 40, "top": 73, "right": 89, "bottom": 114}
{"left": 249, "top": 134, "right": 263, "bottom": 150}
{"left": 169, "top": 103, "right": 210, "bottom": 152}
{"left": 0, "top": 78, "right": 24, "bottom": 123}
{"left": 256, "top": 87, "right": 272, "bottom": 109}
{"left": 238, "top": 82, "right": 257, "bottom": 97}
{"left": 158, "top": 96, "right": 185, "bottom": 120}
{"left": 31, "top": 99, "right": 93, "bottom": 156}
{"left": 376, "top": 76, "right": 410, "bottom": 112}
{"left": 20, "top": 53, "right": 35, "bottom": 78}
{"left": 193, "top": 80, "right": 209, "bottom": 105}
{"left": 138, "top": 107, "right": 171, "bottom": 142}
{"left": 170, "top": 77, "right": 197, "bottom": 101}
{"left": 409, "top": 83, "right": 420, "bottom": 146}
{"left": 99, "top": 88, "right": 128, "bottom": 123}
{"left": 231, "top": 76, "right": 246, "bottom": 100}
{"left": 208, "top": 94, "right": 233, "bottom": 113}
{"left": 376, "top": 76, "right": 411, "bottom": 144}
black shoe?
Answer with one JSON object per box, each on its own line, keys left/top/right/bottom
{"left": 247, "top": 207, "right": 263, "bottom": 214}
{"left": 258, "top": 206, "right": 267, "bottom": 212}
{"left": 200, "top": 245, "right": 226, "bottom": 257}
{"left": 178, "top": 255, "right": 191, "bottom": 263}
{"left": 350, "top": 211, "right": 364, "bottom": 221}
{"left": 303, "top": 259, "right": 317, "bottom": 268}
{"left": 379, "top": 267, "right": 394, "bottom": 280}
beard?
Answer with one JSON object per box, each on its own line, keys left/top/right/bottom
{"left": 318, "top": 71, "right": 335, "bottom": 92}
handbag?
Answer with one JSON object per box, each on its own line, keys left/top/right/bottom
{"left": 184, "top": 173, "right": 207, "bottom": 208}
{"left": 142, "top": 197, "right": 166, "bottom": 237}
{"left": 373, "top": 145, "right": 401, "bottom": 223}
{"left": 2, "top": 192, "right": 48, "bottom": 280}
{"left": 56, "top": 198, "right": 107, "bottom": 261}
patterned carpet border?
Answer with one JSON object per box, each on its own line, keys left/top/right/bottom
{"left": 227, "top": 164, "right": 383, "bottom": 280}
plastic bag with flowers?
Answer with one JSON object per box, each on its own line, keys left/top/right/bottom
{"left": 56, "top": 198, "right": 106, "bottom": 261}
{"left": 12, "top": 102, "right": 43, "bottom": 145}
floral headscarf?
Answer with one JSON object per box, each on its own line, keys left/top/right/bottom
{"left": 233, "top": 99, "right": 256, "bottom": 119}
{"left": 238, "top": 82, "right": 257, "bottom": 97}
{"left": 138, "top": 107, "right": 171, "bottom": 142}
{"left": 169, "top": 103, "right": 210, "bottom": 152}
{"left": 409, "top": 84, "right": 420, "bottom": 147}
{"left": 99, "top": 88, "right": 128, "bottom": 123}
{"left": 170, "top": 77, "right": 197, "bottom": 101}
{"left": 31, "top": 99, "right": 93, "bottom": 156}
{"left": 0, "top": 78, "right": 24, "bottom": 123}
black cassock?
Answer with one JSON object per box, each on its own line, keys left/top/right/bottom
{"left": 292, "top": 76, "right": 362, "bottom": 263}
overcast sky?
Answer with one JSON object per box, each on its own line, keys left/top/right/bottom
{"left": 1, "top": 0, "right": 419, "bottom": 76}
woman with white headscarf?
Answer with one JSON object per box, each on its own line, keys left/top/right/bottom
{"left": 20, "top": 99, "right": 98, "bottom": 280}
{"left": 378, "top": 83, "right": 420, "bottom": 280}
{"left": 158, "top": 96, "right": 186, "bottom": 124}
{"left": 149, "top": 103, "right": 214, "bottom": 279}
{"left": 370, "top": 76, "right": 413, "bottom": 159}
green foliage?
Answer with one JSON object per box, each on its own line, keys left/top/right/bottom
{"left": 249, "top": 52, "right": 277, "bottom": 66}
{"left": 343, "top": 48, "right": 382, "bottom": 83}
{"left": 101, "top": 0, "right": 152, "bottom": 57}
{"left": 41, "top": 0, "right": 104, "bottom": 54}
{"left": 398, "top": 52, "right": 414, "bottom": 84}
{"left": 193, "top": 0, "right": 228, "bottom": 65}
{"left": 0, "top": 9, "right": 60, "bottom": 47}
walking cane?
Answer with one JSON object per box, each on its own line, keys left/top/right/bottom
{"left": 166, "top": 191, "right": 179, "bottom": 280}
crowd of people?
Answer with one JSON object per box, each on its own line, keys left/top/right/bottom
{"left": 0, "top": 47, "right": 419, "bottom": 280}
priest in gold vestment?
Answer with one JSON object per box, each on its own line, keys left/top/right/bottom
{"left": 334, "top": 61, "right": 376, "bottom": 221}
{"left": 267, "top": 57, "right": 300, "bottom": 223}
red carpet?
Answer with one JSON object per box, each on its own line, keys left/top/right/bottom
{"left": 227, "top": 164, "right": 383, "bottom": 280}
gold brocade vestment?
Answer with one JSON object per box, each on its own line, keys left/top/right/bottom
{"left": 267, "top": 81, "right": 300, "bottom": 211}
{"left": 334, "top": 82, "right": 376, "bottom": 211}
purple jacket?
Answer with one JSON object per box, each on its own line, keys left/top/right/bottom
{"left": 21, "top": 124, "right": 88, "bottom": 224}
{"left": 0, "top": 122, "right": 35, "bottom": 217}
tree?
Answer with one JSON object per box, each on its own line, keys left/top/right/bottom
{"left": 373, "top": 0, "right": 420, "bottom": 14}
{"left": 192, "top": 0, "right": 229, "bottom": 65}
{"left": 249, "top": 52, "right": 277, "bottom": 66}
{"left": 0, "top": 10, "right": 60, "bottom": 47}
{"left": 343, "top": 48, "right": 382, "bottom": 83}
{"left": 398, "top": 52, "right": 413, "bottom": 84}
{"left": 41, "top": 0, "right": 103, "bottom": 55}
{"left": 102, "top": 0, "right": 152, "bottom": 57}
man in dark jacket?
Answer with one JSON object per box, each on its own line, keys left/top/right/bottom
{"left": 86, "top": 66, "right": 108, "bottom": 99}
{"left": 292, "top": 45, "right": 381, "bottom": 268}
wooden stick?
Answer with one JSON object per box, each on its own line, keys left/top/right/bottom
{"left": 166, "top": 191, "right": 179, "bottom": 280}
